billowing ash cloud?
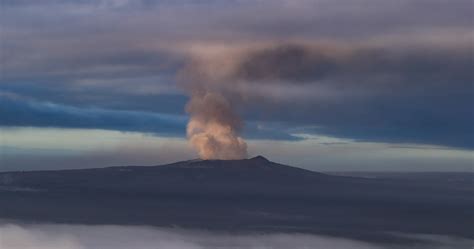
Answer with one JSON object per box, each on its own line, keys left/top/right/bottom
{"left": 180, "top": 39, "right": 473, "bottom": 149}
{"left": 185, "top": 92, "right": 247, "bottom": 159}
{"left": 179, "top": 51, "right": 249, "bottom": 159}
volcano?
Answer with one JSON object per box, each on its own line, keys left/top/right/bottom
{"left": 0, "top": 156, "right": 329, "bottom": 195}
{"left": 0, "top": 156, "right": 472, "bottom": 244}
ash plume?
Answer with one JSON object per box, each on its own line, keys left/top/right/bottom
{"left": 179, "top": 39, "right": 474, "bottom": 157}
{"left": 180, "top": 51, "right": 248, "bottom": 160}
{"left": 185, "top": 91, "right": 247, "bottom": 160}
{"left": 178, "top": 43, "right": 339, "bottom": 160}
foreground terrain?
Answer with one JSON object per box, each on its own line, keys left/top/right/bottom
{"left": 0, "top": 156, "right": 472, "bottom": 247}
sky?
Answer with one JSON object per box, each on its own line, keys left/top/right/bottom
{"left": 0, "top": 0, "right": 473, "bottom": 171}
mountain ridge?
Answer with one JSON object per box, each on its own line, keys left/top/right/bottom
{"left": 0, "top": 155, "right": 313, "bottom": 174}
{"left": 0, "top": 156, "right": 472, "bottom": 244}
{"left": 0, "top": 155, "right": 331, "bottom": 194}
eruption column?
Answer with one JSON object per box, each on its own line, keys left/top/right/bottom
{"left": 186, "top": 91, "right": 247, "bottom": 160}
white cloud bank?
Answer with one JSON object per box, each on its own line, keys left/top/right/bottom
{"left": 0, "top": 223, "right": 380, "bottom": 249}
{"left": 1, "top": 223, "right": 472, "bottom": 249}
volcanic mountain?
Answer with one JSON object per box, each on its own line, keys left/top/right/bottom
{"left": 0, "top": 156, "right": 472, "bottom": 244}
{"left": 0, "top": 156, "right": 330, "bottom": 195}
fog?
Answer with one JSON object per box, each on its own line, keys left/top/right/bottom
{"left": 0, "top": 223, "right": 378, "bottom": 249}
{"left": 1, "top": 223, "right": 472, "bottom": 249}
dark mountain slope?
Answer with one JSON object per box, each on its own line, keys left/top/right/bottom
{"left": 0, "top": 156, "right": 472, "bottom": 245}
{"left": 0, "top": 156, "right": 355, "bottom": 197}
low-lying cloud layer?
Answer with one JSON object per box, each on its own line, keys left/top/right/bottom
{"left": 1, "top": 223, "right": 472, "bottom": 249}
{"left": 0, "top": 223, "right": 380, "bottom": 249}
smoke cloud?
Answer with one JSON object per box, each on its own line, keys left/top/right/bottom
{"left": 178, "top": 38, "right": 473, "bottom": 151}
{"left": 186, "top": 91, "right": 247, "bottom": 159}
{"left": 180, "top": 49, "right": 249, "bottom": 160}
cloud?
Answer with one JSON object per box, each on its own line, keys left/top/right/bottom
{"left": 0, "top": 94, "right": 187, "bottom": 136}
{"left": 0, "top": 94, "right": 300, "bottom": 142}
{"left": 1, "top": 222, "right": 472, "bottom": 249}
{"left": 0, "top": 223, "right": 382, "bottom": 249}
{"left": 2, "top": 127, "right": 473, "bottom": 172}
{"left": 0, "top": 127, "right": 196, "bottom": 172}
{"left": 0, "top": 0, "right": 472, "bottom": 149}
